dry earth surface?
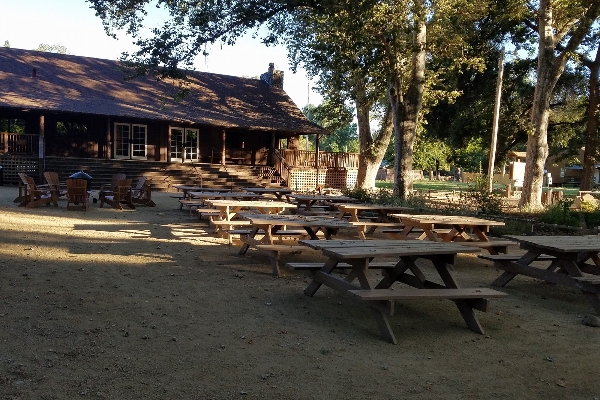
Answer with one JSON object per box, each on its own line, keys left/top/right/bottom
{"left": 0, "top": 186, "right": 599, "bottom": 399}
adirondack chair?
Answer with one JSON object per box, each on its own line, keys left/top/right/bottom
{"left": 20, "top": 175, "right": 57, "bottom": 208}
{"left": 99, "top": 179, "right": 134, "bottom": 210}
{"left": 44, "top": 171, "right": 68, "bottom": 199}
{"left": 65, "top": 179, "right": 89, "bottom": 211}
{"left": 130, "top": 176, "right": 156, "bottom": 207}
{"left": 100, "top": 173, "right": 126, "bottom": 195}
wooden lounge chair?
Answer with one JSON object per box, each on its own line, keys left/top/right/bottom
{"left": 20, "top": 175, "right": 57, "bottom": 208}
{"left": 100, "top": 173, "right": 126, "bottom": 195}
{"left": 99, "top": 178, "right": 134, "bottom": 210}
{"left": 65, "top": 178, "right": 90, "bottom": 211}
{"left": 44, "top": 171, "right": 67, "bottom": 199}
{"left": 131, "top": 176, "right": 156, "bottom": 207}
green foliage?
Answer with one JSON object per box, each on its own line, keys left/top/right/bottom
{"left": 538, "top": 198, "right": 600, "bottom": 229}
{"left": 341, "top": 187, "right": 426, "bottom": 209}
{"left": 461, "top": 175, "right": 504, "bottom": 215}
{"left": 411, "top": 137, "right": 451, "bottom": 172}
{"left": 302, "top": 103, "right": 359, "bottom": 153}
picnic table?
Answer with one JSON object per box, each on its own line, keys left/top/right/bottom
{"left": 172, "top": 185, "right": 230, "bottom": 199}
{"left": 481, "top": 235, "right": 600, "bottom": 315}
{"left": 206, "top": 199, "right": 296, "bottom": 221}
{"left": 237, "top": 214, "right": 356, "bottom": 276}
{"left": 189, "top": 191, "right": 260, "bottom": 202}
{"left": 285, "top": 194, "right": 356, "bottom": 211}
{"left": 389, "top": 213, "right": 511, "bottom": 254}
{"left": 335, "top": 203, "right": 413, "bottom": 239}
{"left": 242, "top": 187, "right": 293, "bottom": 200}
{"left": 293, "top": 239, "right": 506, "bottom": 344}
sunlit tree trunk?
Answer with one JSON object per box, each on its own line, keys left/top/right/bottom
{"left": 581, "top": 45, "right": 600, "bottom": 191}
{"left": 520, "top": 0, "right": 562, "bottom": 209}
{"left": 519, "top": 0, "right": 600, "bottom": 209}
{"left": 392, "top": 0, "right": 426, "bottom": 200}
{"left": 355, "top": 87, "right": 393, "bottom": 189}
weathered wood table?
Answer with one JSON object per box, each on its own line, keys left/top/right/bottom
{"left": 481, "top": 235, "right": 600, "bottom": 314}
{"left": 238, "top": 214, "right": 356, "bottom": 276}
{"left": 285, "top": 194, "right": 356, "bottom": 211}
{"left": 206, "top": 199, "right": 296, "bottom": 221}
{"left": 335, "top": 203, "right": 413, "bottom": 239}
{"left": 242, "top": 187, "right": 293, "bottom": 200}
{"left": 389, "top": 214, "right": 511, "bottom": 254}
{"left": 294, "top": 239, "right": 506, "bottom": 344}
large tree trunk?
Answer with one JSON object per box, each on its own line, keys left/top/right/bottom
{"left": 392, "top": 0, "right": 426, "bottom": 200}
{"left": 519, "top": 0, "right": 600, "bottom": 208}
{"left": 519, "top": 0, "right": 561, "bottom": 209}
{"left": 355, "top": 87, "right": 393, "bottom": 189}
{"left": 580, "top": 45, "right": 600, "bottom": 191}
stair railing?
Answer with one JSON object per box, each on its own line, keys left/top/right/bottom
{"left": 272, "top": 149, "right": 291, "bottom": 185}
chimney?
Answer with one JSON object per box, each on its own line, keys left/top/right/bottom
{"left": 31, "top": 67, "right": 37, "bottom": 78}
{"left": 259, "top": 62, "right": 284, "bottom": 89}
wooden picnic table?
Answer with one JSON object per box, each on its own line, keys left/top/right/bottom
{"left": 242, "top": 187, "right": 293, "bottom": 200}
{"left": 237, "top": 214, "right": 356, "bottom": 276}
{"left": 285, "top": 194, "right": 357, "bottom": 211}
{"left": 294, "top": 239, "right": 506, "bottom": 344}
{"left": 189, "top": 191, "right": 260, "bottom": 202}
{"left": 172, "top": 185, "right": 231, "bottom": 199}
{"left": 206, "top": 199, "right": 296, "bottom": 221}
{"left": 335, "top": 203, "right": 414, "bottom": 239}
{"left": 482, "top": 235, "right": 600, "bottom": 315}
{"left": 389, "top": 213, "right": 509, "bottom": 254}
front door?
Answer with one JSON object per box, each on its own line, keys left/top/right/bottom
{"left": 115, "top": 123, "right": 147, "bottom": 160}
{"left": 170, "top": 128, "right": 199, "bottom": 161}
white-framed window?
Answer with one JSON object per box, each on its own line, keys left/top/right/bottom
{"left": 114, "top": 123, "right": 147, "bottom": 160}
{"left": 170, "top": 127, "right": 199, "bottom": 161}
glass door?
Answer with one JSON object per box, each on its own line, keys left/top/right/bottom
{"left": 115, "top": 123, "right": 147, "bottom": 160}
{"left": 170, "top": 127, "right": 199, "bottom": 161}
{"left": 114, "top": 123, "right": 130, "bottom": 159}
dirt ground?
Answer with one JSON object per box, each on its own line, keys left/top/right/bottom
{"left": 0, "top": 185, "right": 599, "bottom": 400}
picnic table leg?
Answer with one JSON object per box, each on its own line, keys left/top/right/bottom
{"left": 238, "top": 227, "right": 260, "bottom": 255}
{"left": 432, "top": 257, "right": 485, "bottom": 335}
{"left": 304, "top": 257, "right": 339, "bottom": 296}
{"left": 491, "top": 251, "right": 544, "bottom": 287}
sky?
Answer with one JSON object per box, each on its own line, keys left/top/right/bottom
{"left": 0, "top": 0, "right": 322, "bottom": 108}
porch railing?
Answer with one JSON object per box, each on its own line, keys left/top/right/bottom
{"left": 0, "top": 133, "right": 39, "bottom": 155}
{"left": 279, "top": 149, "right": 360, "bottom": 169}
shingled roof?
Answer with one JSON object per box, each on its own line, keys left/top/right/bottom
{"left": 0, "top": 47, "right": 327, "bottom": 136}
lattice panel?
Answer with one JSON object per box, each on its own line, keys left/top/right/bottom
{"left": 0, "top": 156, "right": 42, "bottom": 185}
{"left": 289, "top": 168, "right": 357, "bottom": 191}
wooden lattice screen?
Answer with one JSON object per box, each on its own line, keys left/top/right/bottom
{"left": 289, "top": 168, "right": 357, "bottom": 191}
{"left": 0, "top": 156, "right": 42, "bottom": 185}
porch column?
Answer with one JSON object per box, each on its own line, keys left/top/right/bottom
{"left": 167, "top": 125, "right": 172, "bottom": 163}
{"left": 315, "top": 133, "right": 320, "bottom": 189}
{"left": 38, "top": 115, "right": 44, "bottom": 159}
{"left": 105, "top": 118, "right": 112, "bottom": 159}
{"left": 221, "top": 129, "right": 226, "bottom": 166}
{"left": 269, "top": 132, "right": 276, "bottom": 166}
{"left": 38, "top": 115, "right": 45, "bottom": 181}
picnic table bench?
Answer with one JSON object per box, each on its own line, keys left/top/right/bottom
{"left": 297, "top": 239, "right": 507, "bottom": 344}
{"left": 478, "top": 236, "right": 600, "bottom": 315}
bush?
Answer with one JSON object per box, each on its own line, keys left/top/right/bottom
{"left": 461, "top": 175, "right": 504, "bottom": 215}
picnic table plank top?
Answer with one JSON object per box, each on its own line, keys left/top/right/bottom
{"left": 243, "top": 214, "right": 355, "bottom": 228}
{"left": 242, "top": 187, "right": 293, "bottom": 193}
{"left": 174, "top": 185, "right": 231, "bottom": 192}
{"left": 335, "top": 203, "right": 414, "bottom": 211}
{"left": 390, "top": 214, "right": 505, "bottom": 226}
{"left": 287, "top": 194, "right": 356, "bottom": 202}
{"left": 207, "top": 199, "right": 295, "bottom": 208}
{"left": 300, "top": 239, "right": 481, "bottom": 258}
{"left": 505, "top": 235, "right": 600, "bottom": 252}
